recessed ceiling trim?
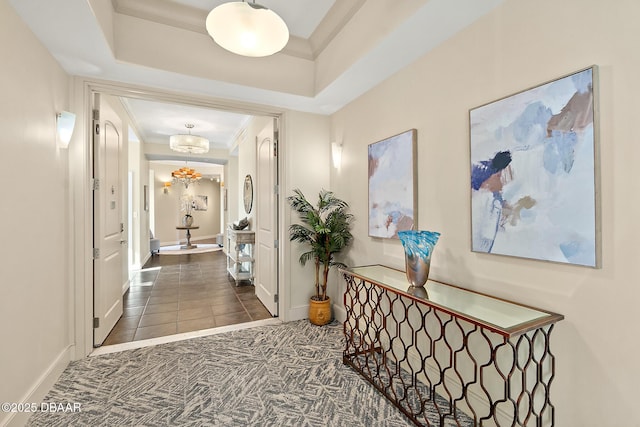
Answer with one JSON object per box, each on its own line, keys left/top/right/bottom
{"left": 146, "top": 153, "right": 227, "bottom": 165}
{"left": 113, "top": 0, "right": 206, "bottom": 34}
{"left": 113, "top": 0, "right": 350, "bottom": 60}
{"left": 308, "top": 0, "right": 366, "bottom": 58}
{"left": 84, "top": 77, "right": 284, "bottom": 118}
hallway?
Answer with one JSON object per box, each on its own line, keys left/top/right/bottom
{"left": 103, "top": 245, "right": 272, "bottom": 346}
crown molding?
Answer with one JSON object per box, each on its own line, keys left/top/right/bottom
{"left": 308, "top": 0, "right": 365, "bottom": 58}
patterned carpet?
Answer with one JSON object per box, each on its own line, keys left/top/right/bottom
{"left": 27, "top": 321, "right": 416, "bottom": 426}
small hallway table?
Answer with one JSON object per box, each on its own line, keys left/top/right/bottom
{"left": 176, "top": 225, "right": 199, "bottom": 249}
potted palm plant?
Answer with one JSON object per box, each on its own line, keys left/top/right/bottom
{"left": 288, "top": 188, "right": 353, "bottom": 325}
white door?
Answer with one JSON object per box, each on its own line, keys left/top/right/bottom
{"left": 255, "top": 119, "right": 278, "bottom": 316}
{"left": 93, "top": 93, "right": 125, "bottom": 345}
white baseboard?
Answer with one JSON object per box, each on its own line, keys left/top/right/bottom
{"left": 140, "top": 252, "right": 151, "bottom": 268}
{"left": 286, "top": 303, "right": 346, "bottom": 323}
{"left": 333, "top": 304, "right": 347, "bottom": 323}
{"left": 1, "top": 346, "right": 72, "bottom": 427}
{"left": 287, "top": 304, "right": 309, "bottom": 321}
{"left": 401, "top": 343, "right": 512, "bottom": 425}
{"left": 121, "top": 279, "right": 130, "bottom": 296}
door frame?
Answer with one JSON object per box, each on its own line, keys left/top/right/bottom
{"left": 71, "top": 78, "right": 288, "bottom": 358}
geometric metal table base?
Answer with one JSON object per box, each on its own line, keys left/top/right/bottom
{"left": 342, "top": 266, "right": 564, "bottom": 427}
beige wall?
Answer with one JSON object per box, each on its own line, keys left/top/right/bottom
{"left": 0, "top": 2, "right": 73, "bottom": 425}
{"left": 330, "top": 0, "right": 640, "bottom": 425}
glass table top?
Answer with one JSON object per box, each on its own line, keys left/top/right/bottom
{"left": 345, "top": 265, "right": 563, "bottom": 336}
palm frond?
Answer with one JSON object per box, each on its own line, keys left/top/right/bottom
{"left": 298, "top": 250, "right": 316, "bottom": 266}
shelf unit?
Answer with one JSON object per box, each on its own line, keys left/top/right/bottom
{"left": 226, "top": 226, "right": 255, "bottom": 286}
{"left": 341, "top": 264, "right": 564, "bottom": 427}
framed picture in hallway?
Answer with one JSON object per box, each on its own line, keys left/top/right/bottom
{"left": 470, "top": 66, "right": 599, "bottom": 267}
{"left": 368, "top": 129, "right": 417, "bottom": 239}
{"left": 194, "top": 195, "right": 208, "bottom": 211}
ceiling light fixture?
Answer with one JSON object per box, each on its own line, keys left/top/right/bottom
{"left": 170, "top": 123, "right": 209, "bottom": 154}
{"left": 172, "top": 163, "right": 202, "bottom": 188}
{"left": 205, "top": 1, "right": 289, "bottom": 57}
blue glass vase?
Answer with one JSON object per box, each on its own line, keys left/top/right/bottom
{"left": 398, "top": 230, "right": 441, "bottom": 289}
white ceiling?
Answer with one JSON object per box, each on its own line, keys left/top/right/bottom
{"left": 9, "top": 0, "right": 505, "bottom": 155}
{"left": 122, "top": 97, "right": 250, "bottom": 149}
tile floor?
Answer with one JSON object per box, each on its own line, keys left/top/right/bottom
{"left": 102, "top": 243, "right": 273, "bottom": 346}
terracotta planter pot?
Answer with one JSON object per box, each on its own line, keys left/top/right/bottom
{"left": 308, "top": 297, "right": 331, "bottom": 326}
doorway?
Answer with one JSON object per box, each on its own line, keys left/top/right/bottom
{"left": 79, "top": 81, "right": 284, "bottom": 353}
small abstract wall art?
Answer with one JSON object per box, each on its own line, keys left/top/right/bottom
{"left": 470, "top": 66, "right": 599, "bottom": 267}
{"left": 368, "top": 129, "right": 417, "bottom": 238}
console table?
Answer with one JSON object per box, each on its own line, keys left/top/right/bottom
{"left": 226, "top": 227, "right": 255, "bottom": 285}
{"left": 341, "top": 265, "right": 564, "bottom": 427}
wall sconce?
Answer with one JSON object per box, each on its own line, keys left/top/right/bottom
{"left": 56, "top": 111, "right": 76, "bottom": 149}
{"left": 163, "top": 182, "right": 171, "bottom": 194}
{"left": 331, "top": 142, "right": 343, "bottom": 169}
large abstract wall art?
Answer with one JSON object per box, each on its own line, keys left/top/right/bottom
{"left": 470, "top": 66, "right": 599, "bottom": 267}
{"left": 368, "top": 129, "right": 417, "bottom": 239}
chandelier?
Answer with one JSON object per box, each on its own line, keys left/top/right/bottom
{"left": 170, "top": 124, "right": 209, "bottom": 154}
{"left": 205, "top": 1, "right": 289, "bottom": 57}
{"left": 171, "top": 164, "right": 202, "bottom": 188}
